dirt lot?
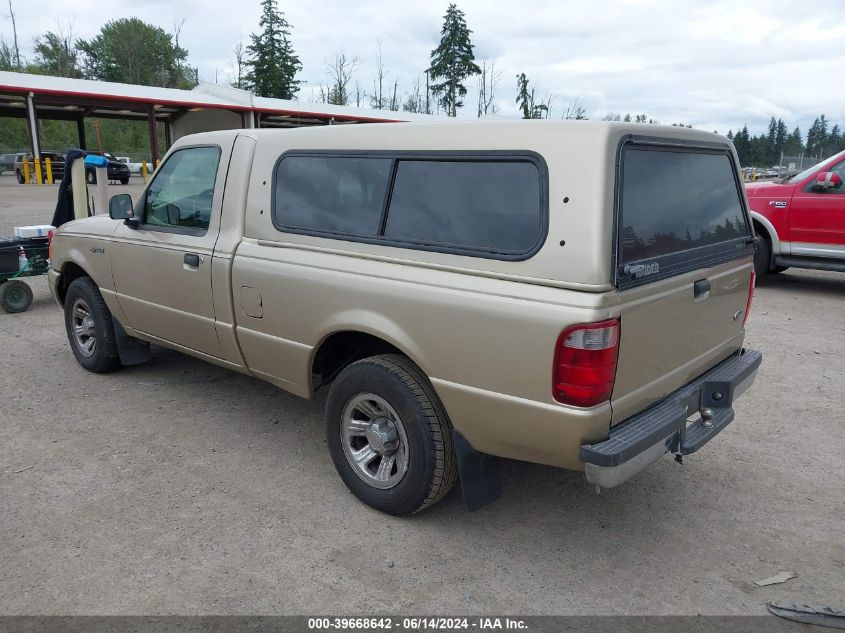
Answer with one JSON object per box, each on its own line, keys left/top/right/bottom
{"left": 1, "top": 173, "right": 843, "bottom": 615}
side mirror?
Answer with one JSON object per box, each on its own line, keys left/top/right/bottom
{"left": 109, "top": 193, "right": 134, "bottom": 220}
{"left": 813, "top": 171, "right": 843, "bottom": 191}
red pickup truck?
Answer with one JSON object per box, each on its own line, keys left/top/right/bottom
{"left": 747, "top": 149, "right": 845, "bottom": 276}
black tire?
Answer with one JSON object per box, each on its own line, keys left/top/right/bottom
{"left": 753, "top": 234, "right": 772, "bottom": 277}
{"left": 120, "top": 177, "right": 129, "bottom": 185}
{"left": 86, "top": 169, "right": 96, "bottom": 185}
{"left": 16, "top": 170, "right": 24, "bottom": 184}
{"left": 63, "top": 277, "right": 121, "bottom": 373}
{"left": 325, "top": 354, "right": 457, "bottom": 515}
{"left": 0, "top": 280, "right": 33, "bottom": 313}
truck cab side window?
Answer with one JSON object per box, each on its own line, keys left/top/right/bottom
{"left": 144, "top": 147, "right": 221, "bottom": 231}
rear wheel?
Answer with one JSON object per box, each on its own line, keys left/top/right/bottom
{"left": 63, "top": 277, "right": 121, "bottom": 373}
{"left": 0, "top": 280, "right": 33, "bottom": 313}
{"left": 16, "top": 170, "right": 24, "bottom": 184}
{"left": 325, "top": 354, "right": 457, "bottom": 515}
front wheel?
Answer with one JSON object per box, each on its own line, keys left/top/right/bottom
{"left": 120, "top": 177, "right": 129, "bottom": 185}
{"left": 63, "top": 277, "right": 121, "bottom": 373}
{"left": 753, "top": 235, "right": 772, "bottom": 278}
{"left": 325, "top": 354, "right": 457, "bottom": 515}
{"left": 16, "top": 170, "right": 25, "bottom": 184}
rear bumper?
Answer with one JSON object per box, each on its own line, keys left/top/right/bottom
{"left": 580, "top": 348, "right": 762, "bottom": 488}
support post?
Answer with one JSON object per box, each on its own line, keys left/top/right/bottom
{"left": 164, "top": 121, "right": 172, "bottom": 151}
{"left": 25, "top": 92, "right": 41, "bottom": 163}
{"left": 147, "top": 105, "right": 159, "bottom": 166}
{"left": 76, "top": 117, "right": 87, "bottom": 150}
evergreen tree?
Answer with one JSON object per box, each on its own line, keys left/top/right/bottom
{"left": 245, "top": 0, "right": 302, "bottom": 99}
{"left": 829, "top": 124, "right": 843, "bottom": 154}
{"left": 775, "top": 119, "right": 788, "bottom": 157}
{"left": 428, "top": 3, "right": 480, "bottom": 117}
{"left": 783, "top": 127, "right": 803, "bottom": 156}
{"left": 514, "top": 73, "right": 548, "bottom": 119}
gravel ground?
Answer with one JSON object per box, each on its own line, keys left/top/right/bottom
{"left": 1, "top": 173, "right": 843, "bottom": 615}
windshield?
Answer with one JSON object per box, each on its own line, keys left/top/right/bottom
{"left": 787, "top": 149, "right": 845, "bottom": 183}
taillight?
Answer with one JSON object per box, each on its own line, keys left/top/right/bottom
{"left": 742, "top": 269, "right": 755, "bottom": 326}
{"left": 553, "top": 319, "right": 620, "bottom": 407}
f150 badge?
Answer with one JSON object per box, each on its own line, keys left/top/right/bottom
{"left": 623, "top": 262, "right": 660, "bottom": 279}
{"left": 90, "top": 247, "right": 105, "bottom": 254}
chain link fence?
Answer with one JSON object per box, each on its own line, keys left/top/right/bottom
{"left": 778, "top": 154, "right": 821, "bottom": 176}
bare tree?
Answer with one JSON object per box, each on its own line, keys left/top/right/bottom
{"left": 425, "top": 70, "right": 431, "bottom": 115}
{"left": 232, "top": 40, "right": 246, "bottom": 89}
{"left": 173, "top": 18, "right": 186, "bottom": 49}
{"left": 476, "top": 59, "right": 501, "bottom": 117}
{"left": 601, "top": 112, "right": 622, "bottom": 121}
{"left": 388, "top": 79, "right": 399, "bottom": 111}
{"left": 371, "top": 38, "right": 385, "bottom": 109}
{"left": 402, "top": 75, "right": 426, "bottom": 113}
{"left": 324, "top": 51, "right": 359, "bottom": 106}
{"left": 8, "top": 0, "right": 21, "bottom": 68}
{"left": 562, "top": 98, "right": 588, "bottom": 120}
{"left": 354, "top": 81, "right": 364, "bottom": 107}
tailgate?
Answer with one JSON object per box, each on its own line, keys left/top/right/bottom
{"left": 610, "top": 141, "right": 755, "bottom": 424}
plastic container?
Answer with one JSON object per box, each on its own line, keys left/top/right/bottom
{"left": 13, "top": 225, "right": 56, "bottom": 239}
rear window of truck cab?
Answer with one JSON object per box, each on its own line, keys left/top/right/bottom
{"left": 271, "top": 152, "right": 547, "bottom": 260}
{"left": 616, "top": 144, "right": 751, "bottom": 286}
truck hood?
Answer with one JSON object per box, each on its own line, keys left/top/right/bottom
{"left": 56, "top": 215, "right": 120, "bottom": 237}
{"left": 745, "top": 181, "right": 794, "bottom": 198}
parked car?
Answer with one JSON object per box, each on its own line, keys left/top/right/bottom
{"left": 85, "top": 152, "right": 130, "bottom": 185}
{"left": 747, "top": 149, "right": 845, "bottom": 276}
{"left": 0, "top": 153, "right": 17, "bottom": 174}
{"left": 48, "top": 122, "right": 761, "bottom": 515}
{"left": 14, "top": 151, "right": 65, "bottom": 183}
{"left": 116, "top": 156, "right": 144, "bottom": 174}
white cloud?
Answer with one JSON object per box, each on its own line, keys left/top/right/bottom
{"left": 2, "top": 0, "right": 843, "bottom": 135}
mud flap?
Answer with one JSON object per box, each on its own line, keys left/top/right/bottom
{"left": 113, "top": 319, "right": 152, "bottom": 366}
{"left": 452, "top": 430, "right": 501, "bottom": 512}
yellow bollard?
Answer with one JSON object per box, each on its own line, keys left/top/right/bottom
{"left": 34, "top": 158, "right": 43, "bottom": 185}
{"left": 22, "top": 160, "right": 30, "bottom": 184}
{"left": 141, "top": 161, "right": 148, "bottom": 183}
{"left": 45, "top": 157, "right": 53, "bottom": 185}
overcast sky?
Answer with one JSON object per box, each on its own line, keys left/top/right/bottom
{"left": 3, "top": 0, "right": 844, "bottom": 136}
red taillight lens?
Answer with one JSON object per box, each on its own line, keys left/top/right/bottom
{"left": 742, "top": 269, "right": 755, "bottom": 326}
{"left": 553, "top": 319, "right": 620, "bottom": 407}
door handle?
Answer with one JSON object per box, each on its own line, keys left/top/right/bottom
{"left": 183, "top": 253, "right": 201, "bottom": 267}
{"left": 693, "top": 279, "right": 711, "bottom": 301}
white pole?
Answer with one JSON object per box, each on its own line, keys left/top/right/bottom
{"left": 26, "top": 92, "right": 40, "bottom": 160}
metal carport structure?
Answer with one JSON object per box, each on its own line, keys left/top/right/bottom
{"left": 0, "top": 71, "right": 427, "bottom": 168}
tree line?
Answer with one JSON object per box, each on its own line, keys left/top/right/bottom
{"left": 727, "top": 116, "right": 845, "bottom": 167}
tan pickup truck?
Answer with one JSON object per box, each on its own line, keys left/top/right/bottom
{"left": 49, "top": 121, "right": 762, "bottom": 515}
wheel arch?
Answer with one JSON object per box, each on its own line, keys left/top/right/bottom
{"left": 310, "top": 327, "right": 428, "bottom": 393}
{"left": 750, "top": 211, "right": 782, "bottom": 255}
{"left": 57, "top": 261, "right": 91, "bottom": 305}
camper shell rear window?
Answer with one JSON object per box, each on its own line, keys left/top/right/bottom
{"left": 615, "top": 141, "right": 753, "bottom": 288}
